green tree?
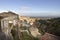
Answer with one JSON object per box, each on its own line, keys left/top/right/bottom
{"left": 35, "top": 20, "right": 48, "bottom": 35}
{"left": 20, "top": 32, "right": 39, "bottom": 40}
{"left": 47, "top": 18, "right": 60, "bottom": 36}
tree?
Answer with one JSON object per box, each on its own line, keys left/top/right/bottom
{"left": 35, "top": 19, "right": 48, "bottom": 35}
{"left": 20, "top": 31, "right": 39, "bottom": 40}
{"left": 47, "top": 18, "right": 60, "bottom": 36}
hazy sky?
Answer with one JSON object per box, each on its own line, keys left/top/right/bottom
{"left": 0, "top": 0, "right": 60, "bottom": 17}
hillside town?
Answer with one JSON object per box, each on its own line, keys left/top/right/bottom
{"left": 0, "top": 0, "right": 60, "bottom": 40}
{"left": 0, "top": 11, "right": 60, "bottom": 40}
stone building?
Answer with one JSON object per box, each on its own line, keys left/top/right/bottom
{"left": 0, "top": 11, "right": 20, "bottom": 40}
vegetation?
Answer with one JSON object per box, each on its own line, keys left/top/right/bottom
{"left": 36, "top": 18, "right": 60, "bottom": 36}
{"left": 20, "top": 26, "right": 27, "bottom": 30}
{"left": 35, "top": 19, "right": 48, "bottom": 35}
{"left": 47, "top": 18, "right": 60, "bottom": 36}
{"left": 20, "top": 32, "right": 39, "bottom": 40}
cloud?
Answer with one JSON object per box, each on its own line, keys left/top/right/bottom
{"left": 19, "top": 6, "right": 30, "bottom": 13}
{"left": 0, "top": 10, "right": 8, "bottom": 13}
{"left": 18, "top": 6, "right": 60, "bottom": 17}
